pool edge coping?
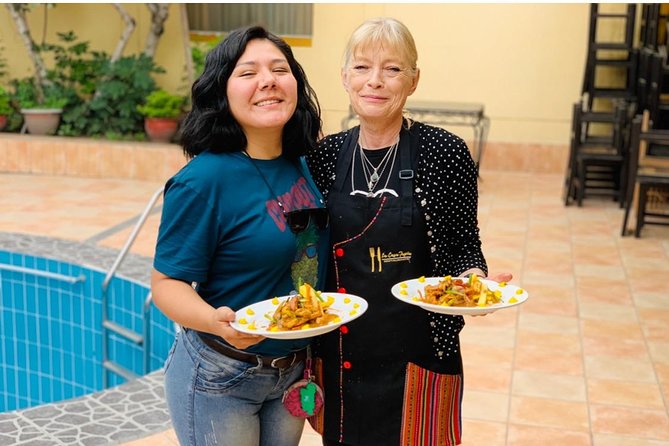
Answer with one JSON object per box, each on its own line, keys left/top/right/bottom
{"left": 0, "top": 232, "right": 172, "bottom": 445}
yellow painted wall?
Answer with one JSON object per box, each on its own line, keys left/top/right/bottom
{"left": 293, "top": 3, "right": 590, "bottom": 145}
{"left": 0, "top": 4, "right": 189, "bottom": 93}
{"left": 0, "top": 3, "right": 627, "bottom": 145}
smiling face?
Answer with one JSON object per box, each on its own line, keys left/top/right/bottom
{"left": 342, "top": 43, "right": 419, "bottom": 127}
{"left": 227, "top": 38, "right": 298, "bottom": 136}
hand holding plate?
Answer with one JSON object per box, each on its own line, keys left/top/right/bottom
{"left": 213, "top": 305, "right": 265, "bottom": 349}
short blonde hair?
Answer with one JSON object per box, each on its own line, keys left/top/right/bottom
{"left": 342, "top": 17, "right": 418, "bottom": 76}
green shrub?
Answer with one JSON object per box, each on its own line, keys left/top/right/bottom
{"left": 59, "top": 54, "right": 164, "bottom": 139}
{"left": 190, "top": 37, "right": 222, "bottom": 78}
{"left": 137, "top": 89, "right": 185, "bottom": 119}
{"left": 0, "top": 86, "right": 12, "bottom": 115}
{"left": 5, "top": 30, "right": 172, "bottom": 139}
{"left": 0, "top": 45, "right": 7, "bottom": 82}
{"left": 12, "top": 79, "right": 69, "bottom": 110}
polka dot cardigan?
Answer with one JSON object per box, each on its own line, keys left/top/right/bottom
{"left": 307, "top": 121, "right": 489, "bottom": 359}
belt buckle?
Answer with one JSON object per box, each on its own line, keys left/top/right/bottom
{"left": 270, "top": 353, "right": 294, "bottom": 369}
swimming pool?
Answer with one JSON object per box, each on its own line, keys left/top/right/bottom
{"left": 0, "top": 233, "right": 175, "bottom": 413}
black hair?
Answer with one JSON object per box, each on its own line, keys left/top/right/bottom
{"left": 179, "top": 25, "right": 321, "bottom": 160}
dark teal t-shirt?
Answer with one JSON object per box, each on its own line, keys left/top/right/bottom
{"left": 154, "top": 150, "right": 329, "bottom": 356}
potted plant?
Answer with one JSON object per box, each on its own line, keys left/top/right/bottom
{"left": 13, "top": 79, "right": 68, "bottom": 135}
{"left": 137, "top": 89, "right": 186, "bottom": 143}
{"left": 0, "top": 86, "right": 12, "bottom": 131}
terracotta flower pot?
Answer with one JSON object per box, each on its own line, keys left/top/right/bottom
{"left": 20, "top": 108, "right": 63, "bottom": 135}
{"left": 0, "top": 115, "right": 7, "bottom": 131}
{"left": 144, "top": 117, "right": 179, "bottom": 143}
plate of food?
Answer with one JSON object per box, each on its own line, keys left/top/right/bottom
{"left": 230, "top": 283, "right": 368, "bottom": 339}
{"left": 391, "top": 274, "right": 528, "bottom": 315}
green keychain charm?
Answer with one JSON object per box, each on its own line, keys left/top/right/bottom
{"left": 282, "top": 354, "right": 323, "bottom": 418}
{"left": 300, "top": 380, "right": 317, "bottom": 415}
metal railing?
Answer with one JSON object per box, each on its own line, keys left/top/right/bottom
{"left": 100, "top": 186, "right": 164, "bottom": 387}
{"left": 0, "top": 264, "right": 85, "bottom": 284}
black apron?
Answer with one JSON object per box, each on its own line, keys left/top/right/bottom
{"left": 317, "top": 125, "right": 463, "bottom": 446}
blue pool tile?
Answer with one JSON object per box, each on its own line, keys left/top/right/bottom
{"left": 13, "top": 283, "right": 24, "bottom": 311}
{"left": 2, "top": 247, "right": 174, "bottom": 412}
{"left": 9, "top": 252, "right": 22, "bottom": 265}
{"left": 2, "top": 311, "right": 12, "bottom": 336}
{"left": 27, "top": 340, "right": 38, "bottom": 370}
{"left": 61, "top": 324, "right": 72, "bottom": 353}
{"left": 61, "top": 294, "right": 72, "bottom": 323}
{"left": 52, "top": 351, "right": 62, "bottom": 376}
{"left": 25, "top": 285, "right": 36, "bottom": 311}
{"left": 16, "top": 316, "right": 27, "bottom": 342}
{"left": 71, "top": 296, "right": 82, "bottom": 325}
{"left": 17, "top": 340, "right": 29, "bottom": 369}
{"left": 35, "top": 275, "right": 47, "bottom": 288}
{"left": 26, "top": 315, "right": 37, "bottom": 340}
{"left": 52, "top": 381, "right": 62, "bottom": 402}
{"left": 39, "top": 343, "right": 50, "bottom": 374}
{"left": 17, "top": 370, "right": 28, "bottom": 400}
{"left": 62, "top": 382, "right": 74, "bottom": 400}
{"left": 62, "top": 352, "right": 73, "bottom": 383}
{"left": 74, "top": 357, "right": 85, "bottom": 385}
{"left": 40, "top": 375, "right": 52, "bottom": 403}
{"left": 3, "top": 337, "right": 15, "bottom": 364}
{"left": 35, "top": 256, "right": 47, "bottom": 272}
{"left": 29, "top": 373, "right": 40, "bottom": 404}
{"left": 46, "top": 259, "right": 60, "bottom": 274}
{"left": 5, "top": 369, "right": 16, "bottom": 395}
{"left": 38, "top": 315, "right": 49, "bottom": 342}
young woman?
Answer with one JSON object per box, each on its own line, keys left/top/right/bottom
{"left": 152, "top": 26, "right": 327, "bottom": 446}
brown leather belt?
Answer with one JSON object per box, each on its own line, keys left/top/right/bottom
{"left": 199, "top": 335, "right": 307, "bottom": 369}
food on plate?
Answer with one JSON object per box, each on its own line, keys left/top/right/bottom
{"left": 268, "top": 283, "right": 339, "bottom": 331}
{"left": 418, "top": 274, "right": 503, "bottom": 307}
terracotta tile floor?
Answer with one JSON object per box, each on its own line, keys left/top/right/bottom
{"left": 2, "top": 170, "right": 669, "bottom": 446}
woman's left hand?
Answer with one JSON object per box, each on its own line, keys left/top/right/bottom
{"left": 460, "top": 270, "right": 513, "bottom": 283}
{"left": 489, "top": 272, "right": 513, "bottom": 283}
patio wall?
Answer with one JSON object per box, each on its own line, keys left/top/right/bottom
{"left": 0, "top": 134, "right": 567, "bottom": 182}
{"left": 0, "top": 134, "right": 188, "bottom": 183}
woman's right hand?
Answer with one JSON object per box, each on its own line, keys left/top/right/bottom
{"left": 151, "top": 269, "right": 265, "bottom": 350}
{"left": 212, "top": 306, "right": 265, "bottom": 349}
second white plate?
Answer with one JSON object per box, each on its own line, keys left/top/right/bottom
{"left": 391, "top": 276, "right": 529, "bottom": 315}
{"left": 230, "top": 292, "right": 368, "bottom": 339}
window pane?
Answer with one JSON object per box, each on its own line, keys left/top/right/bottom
{"left": 186, "top": 3, "right": 312, "bottom": 37}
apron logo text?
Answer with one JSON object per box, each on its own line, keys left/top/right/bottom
{"left": 368, "top": 247, "right": 412, "bottom": 272}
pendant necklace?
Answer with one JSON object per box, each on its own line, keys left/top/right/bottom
{"left": 362, "top": 142, "right": 395, "bottom": 187}
{"left": 351, "top": 135, "right": 399, "bottom": 196}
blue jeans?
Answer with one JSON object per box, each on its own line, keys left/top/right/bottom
{"left": 164, "top": 329, "right": 306, "bottom": 446}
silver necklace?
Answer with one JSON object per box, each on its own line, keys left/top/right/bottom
{"left": 360, "top": 139, "right": 397, "bottom": 188}
{"left": 350, "top": 136, "right": 399, "bottom": 196}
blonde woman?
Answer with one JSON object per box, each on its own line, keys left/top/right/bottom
{"left": 308, "top": 17, "right": 511, "bottom": 446}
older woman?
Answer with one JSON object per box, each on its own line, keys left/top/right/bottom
{"left": 307, "top": 17, "right": 510, "bottom": 446}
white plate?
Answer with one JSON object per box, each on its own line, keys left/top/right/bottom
{"left": 230, "top": 292, "right": 368, "bottom": 339}
{"left": 391, "top": 276, "right": 529, "bottom": 315}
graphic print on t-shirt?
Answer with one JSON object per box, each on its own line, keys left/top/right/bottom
{"left": 262, "top": 176, "right": 321, "bottom": 291}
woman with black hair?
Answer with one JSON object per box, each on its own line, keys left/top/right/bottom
{"left": 151, "top": 26, "right": 327, "bottom": 446}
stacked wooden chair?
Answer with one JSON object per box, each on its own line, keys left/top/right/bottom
{"left": 564, "top": 4, "right": 637, "bottom": 206}
{"left": 564, "top": 100, "right": 632, "bottom": 207}
{"left": 621, "top": 112, "right": 669, "bottom": 237}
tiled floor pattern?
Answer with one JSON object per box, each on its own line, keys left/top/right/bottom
{"left": 2, "top": 170, "right": 669, "bottom": 446}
